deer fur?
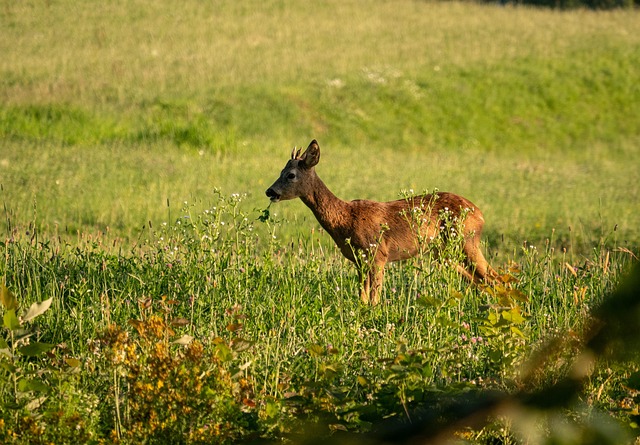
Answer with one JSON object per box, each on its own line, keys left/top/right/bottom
{"left": 266, "top": 140, "right": 496, "bottom": 304}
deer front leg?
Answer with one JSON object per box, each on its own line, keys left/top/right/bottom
{"left": 359, "top": 268, "right": 372, "bottom": 304}
{"left": 358, "top": 261, "right": 386, "bottom": 305}
{"left": 368, "top": 263, "right": 386, "bottom": 305}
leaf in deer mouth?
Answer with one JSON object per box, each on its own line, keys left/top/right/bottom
{"left": 258, "top": 207, "right": 271, "bottom": 223}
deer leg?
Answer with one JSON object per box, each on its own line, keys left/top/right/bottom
{"left": 369, "top": 258, "right": 387, "bottom": 306}
{"left": 359, "top": 268, "right": 372, "bottom": 304}
{"left": 368, "top": 263, "right": 386, "bottom": 305}
{"left": 461, "top": 232, "right": 496, "bottom": 283}
{"left": 358, "top": 258, "right": 387, "bottom": 305}
{"left": 456, "top": 264, "right": 476, "bottom": 282}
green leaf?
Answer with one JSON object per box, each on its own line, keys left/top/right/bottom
{"left": 416, "top": 295, "right": 440, "bottom": 308}
{"left": 307, "top": 343, "right": 325, "bottom": 357}
{"left": 0, "top": 284, "right": 18, "bottom": 311}
{"left": 65, "top": 358, "right": 82, "bottom": 368}
{"left": 510, "top": 326, "right": 526, "bottom": 338}
{"left": 488, "top": 350, "right": 503, "bottom": 363}
{"left": 18, "top": 342, "right": 55, "bottom": 357}
{"left": 18, "top": 378, "right": 51, "bottom": 394}
{"left": 502, "top": 308, "right": 526, "bottom": 325}
{"left": 0, "top": 361, "right": 16, "bottom": 372}
{"left": 265, "top": 399, "right": 280, "bottom": 418}
{"left": 3, "top": 310, "right": 21, "bottom": 330}
{"left": 212, "top": 338, "right": 233, "bottom": 362}
{"left": 0, "top": 337, "right": 9, "bottom": 349}
{"left": 357, "top": 376, "right": 370, "bottom": 386}
{"left": 257, "top": 206, "right": 271, "bottom": 223}
{"left": 22, "top": 297, "right": 54, "bottom": 323}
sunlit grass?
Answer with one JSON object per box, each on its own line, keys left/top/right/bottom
{"left": 2, "top": 1, "right": 638, "bottom": 102}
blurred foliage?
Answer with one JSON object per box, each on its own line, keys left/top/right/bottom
{"left": 480, "top": 0, "right": 638, "bottom": 8}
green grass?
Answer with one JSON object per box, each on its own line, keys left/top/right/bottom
{"left": 1, "top": 0, "right": 640, "bottom": 443}
{"left": 1, "top": 196, "right": 637, "bottom": 443}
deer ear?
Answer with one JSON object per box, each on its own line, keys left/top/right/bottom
{"left": 301, "top": 140, "right": 320, "bottom": 169}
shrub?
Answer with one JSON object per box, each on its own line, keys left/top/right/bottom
{"left": 96, "top": 312, "right": 257, "bottom": 444}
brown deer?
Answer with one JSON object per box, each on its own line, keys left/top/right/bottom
{"left": 265, "top": 140, "right": 496, "bottom": 304}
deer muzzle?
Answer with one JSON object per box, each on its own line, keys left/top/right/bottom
{"left": 265, "top": 188, "right": 281, "bottom": 202}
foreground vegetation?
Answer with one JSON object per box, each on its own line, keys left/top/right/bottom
{"left": 1, "top": 0, "right": 639, "bottom": 443}
{"left": 1, "top": 196, "right": 638, "bottom": 444}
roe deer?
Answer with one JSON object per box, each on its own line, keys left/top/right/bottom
{"left": 265, "top": 140, "right": 496, "bottom": 304}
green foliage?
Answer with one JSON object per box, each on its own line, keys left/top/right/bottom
{"left": 0, "top": 286, "right": 101, "bottom": 444}
{"left": 1, "top": 192, "right": 638, "bottom": 443}
{"left": 0, "top": 285, "right": 55, "bottom": 410}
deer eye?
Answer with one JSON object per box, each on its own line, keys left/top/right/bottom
{"left": 286, "top": 172, "right": 296, "bottom": 180}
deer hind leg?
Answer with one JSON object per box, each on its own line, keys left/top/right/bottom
{"left": 461, "top": 231, "right": 496, "bottom": 284}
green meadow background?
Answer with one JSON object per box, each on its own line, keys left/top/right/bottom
{"left": 2, "top": 0, "right": 639, "bottom": 252}
{"left": 1, "top": 1, "right": 640, "bottom": 443}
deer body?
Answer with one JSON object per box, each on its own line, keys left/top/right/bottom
{"left": 266, "top": 140, "right": 494, "bottom": 304}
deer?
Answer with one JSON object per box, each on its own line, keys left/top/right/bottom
{"left": 265, "top": 140, "right": 496, "bottom": 305}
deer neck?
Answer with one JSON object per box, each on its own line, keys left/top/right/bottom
{"left": 300, "top": 173, "right": 351, "bottom": 233}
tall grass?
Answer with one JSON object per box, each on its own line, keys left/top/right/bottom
{"left": 1, "top": 193, "right": 637, "bottom": 442}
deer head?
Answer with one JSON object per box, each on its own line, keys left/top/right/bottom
{"left": 265, "top": 140, "right": 320, "bottom": 202}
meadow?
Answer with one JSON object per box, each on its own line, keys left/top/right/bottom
{"left": 1, "top": 0, "right": 640, "bottom": 443}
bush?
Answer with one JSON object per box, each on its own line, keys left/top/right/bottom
{"left": 96, "top": 313, "right": 257, "bottom": 444}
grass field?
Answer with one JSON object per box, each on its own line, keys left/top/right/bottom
{"left": 1, "top": 1, "right": 640, "bottom": 443}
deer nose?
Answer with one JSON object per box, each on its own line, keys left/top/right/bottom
{"left": 266, "top": 188, "right": 280, "bottom": 201}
